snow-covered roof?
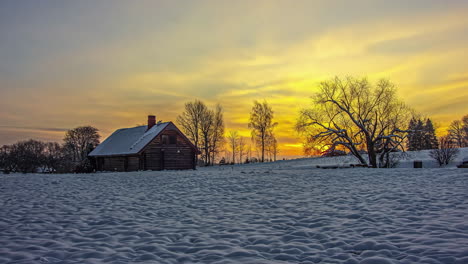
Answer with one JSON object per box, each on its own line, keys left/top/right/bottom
{"left": 89, "top": 122, "right": 170, "bottom": 157}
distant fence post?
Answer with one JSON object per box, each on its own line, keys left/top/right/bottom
{"left": 414, "top": 160, "right": 423, "bottom": 168}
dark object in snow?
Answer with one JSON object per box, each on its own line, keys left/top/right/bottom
{"left": 457, "top": 158, "right": 468, "bottom": 168}
{"left": 219, "top": 157, "right": 228, "bottom": 165}
{"left": 317, "top": 164, "right": 352, "bottom": 169}
{"left": 317, "top": 163, "right": 370, "bottom": 169}
{"left": 350, "top": 164, "right": 371, "bottom": 168}
{"left": 321, "top": 148, "right": 347, "bottom": 157}
{"left": 89, "top": 115, "right": 200, "bottom": 171}
{"left": 414, "top": 160, "right": 423, "bottom": 168}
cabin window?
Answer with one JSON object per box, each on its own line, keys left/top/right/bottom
{"left": 161, "top": 134, "right": 177, "bottom": 144}
{"left": 162, "top": 135, "right": 169, "bottom": 144}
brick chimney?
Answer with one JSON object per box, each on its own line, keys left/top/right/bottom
{"left": 147, "top": 115, "right": 156, "bottom": 130}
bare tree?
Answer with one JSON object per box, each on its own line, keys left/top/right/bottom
{"left": 0, "top": 145, "right": 14, "bottom": 173}
{"left": 64, "top": 126, "right": 100, "bottom": 163}
{"left": 177, "top": 100, "right": 206, "bottom": 153}
{"left": 210, "top": 104, "right": 225, "bottom": 165}
{"left": 463, "top": 115, "right": 468, "bottom": 142}
{"left": 178, "top": 101, "right": 225, "bottom": 166}
{"left": 227, "top": 130, "right": 239, "bottom": 164}
{"left": 430, "top": 136, "right": 459, "bottom": 166}
{"left": 238, "top": 136, "right": 246, "bottom": 164}
{"left": 9, "top": 139, "right": 45, "bottom": 173}
{"left": 42, "top": 142, "right": 64, "bottom": 173}
{"left": 248, "top": 100, "right": 278, "bottom": 162}
{"left": 448, "top": 119, "right": 467, "bottom": 148}
{"left": 296, "top": 76, "right": 410, "bottom": 168}
{"left": 267, "top": 134, "right": 279, "bottom": 161}
{"left": 246, "top": 144, "right": 252, "bottom": 163}
{"left": 199, "top": 107, "right": 214, "bottom": 166}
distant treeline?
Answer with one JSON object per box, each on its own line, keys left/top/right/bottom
{"left": 0, "top": 126, "right": 100, "bottom": 174}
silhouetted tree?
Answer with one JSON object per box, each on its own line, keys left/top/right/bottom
{"left": 423, "top": 118, "right": 438, "bottom": 149}
{"left": 296, "top": 76, "right": 410, "bottom": 168}
{"left": 448, "top": 118, "right": 467, "bottom": 148}
{"left": 407, "top": 117, "right": 438, "bottom": 150}
{"left": 42, "top": 142, "right": 64, "bottom": 173}
{"left": 177, "top": 100, "right": 205, "bottom": 152}
{"left": 178, "top": 100, "right": 225, "bottom": 166}
{"left": 0, "top": 145, "right": 13, "bottom": 173}
{"left": 248, "top": 100, "right": 277, "bottom": 162}
{"left": 265, "top": 133, "right": 279, "bottom": 161}
{"left": 209, "top": 104, "right": 225, "bottom": 165}
{"left": 238, "top": 136, "right": 246, "bottom": 165}
{"left": 199, "top": 106, "right": 214, "bottom": 166}
{"left": 407, "top": 118, "right": 424, "bottom": 151}
{"left": 430, "top": 136, "right": 459, "bottom": 166}
{"left": 9, "top": 139, "right": 45, "bottom": 173}
{"left": 227, "top": 130, "right": 239, "bottom": 164}
{"left": 64, "top": 126, "right": 100, "bottom": 172}
{"left": 463, "top": 115, "right": 468, "bottom": 142}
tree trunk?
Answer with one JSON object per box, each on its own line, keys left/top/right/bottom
{"left": 367, "top": 147, "right": 378, "bottom": 168}
{"left": 261, "top": 134, "right": 265, "bottom": 162}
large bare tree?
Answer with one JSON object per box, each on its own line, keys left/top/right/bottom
{"left": 177, "top": 100, "right": 225, "bottom": 166}
{"left": 248, "top": 100, "right": 277, "bottom": 162}
{"left": 296, "top": 76, "right": 410, "bottom": 168}
{"left": 177, "top": 100, "right": 206, "bottom": 151}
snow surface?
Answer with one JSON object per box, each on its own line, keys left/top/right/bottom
{"left": 1, "top": 158, "right": 468, "bottom": 263}
{"left": 89, "top": 122, "right": 169, "bottom": 157}
{"left": 287, "top": 148, "right": 468, "bottom": 169}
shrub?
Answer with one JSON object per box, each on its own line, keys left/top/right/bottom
{"left": 429, "top": 136, "right": 459, "bottom": 167}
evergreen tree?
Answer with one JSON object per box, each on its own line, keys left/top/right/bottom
{"left": 407, "top": 118, "right": 416, "bottom": 150}
{"left": 407, "top": 118, "right": 424, "bottom": 151}
{"left": 423, "top": 118, "right": 438, "bottom": 149}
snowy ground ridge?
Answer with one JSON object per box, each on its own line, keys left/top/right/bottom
{"left": 0, "top": 158, "right": 467, "bottom": 263}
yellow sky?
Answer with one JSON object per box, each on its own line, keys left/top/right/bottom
{"left": 1, "top": 1, "right": 468, "bottom": 157}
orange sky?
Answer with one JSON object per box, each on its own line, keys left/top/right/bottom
{"left": 1, "top": 1, "right": 468, "bottom": 158}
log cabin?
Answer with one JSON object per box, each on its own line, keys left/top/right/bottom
{"left": 89, "top": 115, "right": 199, "bottom": 171}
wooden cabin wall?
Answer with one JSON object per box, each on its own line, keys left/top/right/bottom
{"left": 143, "top": 128, "right": 195, "bottom": 170}
{"left": 128, "top": 156, "right": 139, "bottom": 171}
{"left": 100, "top": 157, "right": 125, "bottom": 171}
{"left": 99, "top": 156, "right": 140, "bottom": 172}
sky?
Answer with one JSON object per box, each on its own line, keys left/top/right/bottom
{"left": 1, "top": 0, "right": 468, "bottom": 158}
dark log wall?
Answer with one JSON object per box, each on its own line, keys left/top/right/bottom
{"left": 99, "top": 156, "right": 140, "bottom": 171}
{"left": 96, "top": 124, "right": 195, "bottom": 171}
{"left": 99, "top": 156, "right": 125, "bottom": 171}
{"left": 143, "top": 125, "right": 195, "bottom": 170}
{"left": 128, "top": 156, "right": 139, "bottom": 171}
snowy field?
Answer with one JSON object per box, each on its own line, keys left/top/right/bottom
{"left": 1, "top": 157, "right": 468, "bottom": 264}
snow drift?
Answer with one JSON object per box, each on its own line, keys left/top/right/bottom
{"left": 0, "top": 157, "right": 467, "bottom": 263}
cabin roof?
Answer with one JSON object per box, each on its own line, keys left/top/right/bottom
{"left": 89, "top": 122, "right": 170, "bottom": 157}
